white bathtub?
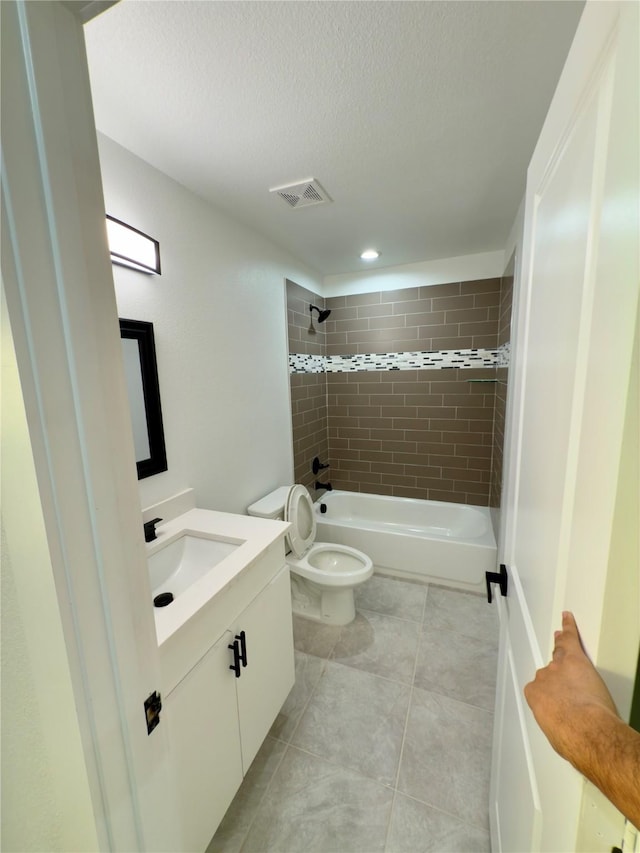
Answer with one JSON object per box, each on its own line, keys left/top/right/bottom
{"left": 314, "top": 490, "right": 497, "bottom": 592}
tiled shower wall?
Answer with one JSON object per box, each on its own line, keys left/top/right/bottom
{"left": 287, "top": 277, "right": 513, "bottom": 507}
{"left": 287, "top": 280, "right": 329, "bottom": 495}
{"left": 489, "top": 257, "right": 515, "bottom": 510}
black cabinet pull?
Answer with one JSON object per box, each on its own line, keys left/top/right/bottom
{"left": 228, "top": 639, "right": 241, "bottom": 678}
{"left": 235, "top": 630, "right": 247, "bottom": 668}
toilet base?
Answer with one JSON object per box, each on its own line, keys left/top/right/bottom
{"left": 290, "top": 574, "right": 356, "bottom": 626}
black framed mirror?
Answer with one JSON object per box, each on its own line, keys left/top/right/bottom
{"left": 119, "top": 318, "right": 167, "bottom": 479}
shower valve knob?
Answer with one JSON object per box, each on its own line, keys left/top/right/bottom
{"left": 312, "top": 457, "right": 330, "bottom": 475}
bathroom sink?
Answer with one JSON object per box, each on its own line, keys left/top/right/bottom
{"left": 149, "top": 533, "right": 243, "bottom": 599}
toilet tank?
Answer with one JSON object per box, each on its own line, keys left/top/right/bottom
{"left": 246, "top": 486, "right": 291, "bottom": 520}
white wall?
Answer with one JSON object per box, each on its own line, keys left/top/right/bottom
{"left": 1, "top": 287, "right": 98, "bottom": 853}
{"left": 322, "top": 250, "right": 505, "bottom": 297}
{"left": 98, "top": 135, "right": 323, "bottom": 514}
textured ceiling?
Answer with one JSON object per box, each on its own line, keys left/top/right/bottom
{"left": 85, "top": 1, "right": 584, "bottom": 276}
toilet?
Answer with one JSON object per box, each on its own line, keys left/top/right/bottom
{"left": 247, "top": 485, "right": 373, "bottom": 626}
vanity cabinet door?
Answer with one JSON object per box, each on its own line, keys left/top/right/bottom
{"left": 234, "top": 566, "right": 295, "bottom": 771}
{"left": 164, "top": 629, "right": 243, "bottom": 853}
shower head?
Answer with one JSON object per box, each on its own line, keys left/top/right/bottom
{"left": 310, "top": 304, "right": 331, "bottom": 323}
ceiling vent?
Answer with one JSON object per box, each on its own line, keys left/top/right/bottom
{"left": 269, "top": 178, "right": 332, "bottom": 209}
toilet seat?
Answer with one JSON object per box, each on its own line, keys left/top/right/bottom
{"left": 284, "top": 484, "right": 317, "bottom": 557}
{"left": 287, "top": 543, "right": 373, "bottom": 587}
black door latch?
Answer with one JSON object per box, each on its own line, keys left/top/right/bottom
{"left": 144, "top": 690, "right": 162, "bottom": 735}
{"left": 486, "top": 563, "right": 508, "bottom": 604}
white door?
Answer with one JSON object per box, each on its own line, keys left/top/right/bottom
{"left": 490, "top": 2, "right": 639, "bottom": 851}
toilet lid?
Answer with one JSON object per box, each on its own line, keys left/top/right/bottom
{"left": 284, "top": 485, "right": 316, "bottom": 558}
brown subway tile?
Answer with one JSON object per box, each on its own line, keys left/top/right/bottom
{"left": 369, "top": 315, "right": 407, "bottom": 330}
{"left": 382, "top": 406, "right": 418, "bottom": 419}
{"left": 352, "top": 471, "right": 383, "bottom": 484}
{"left": 459, "top": 278, "right": 501, "bottom": 294}
{"left": 459, "top": 321, "right": 499, "bottom": 337}
{"left": 351, "top": 372, "right": 383, "bottom": 384}
{"left": 369, "top": 394, "right": 402, "bottom": 406}
{"left": 405, "top": 466, "right": 442, "bottom": 479}
{"left": 393, "top": 486, "right": 429, "bottom": 499}
{"left": 411, "top": 316, "right": 453, "bottom": 332}
{"left": 454, "top": 480, "right": 491, "bottom": 495}
{"left": 393, "top": 299, "right": 432, "bottom": 315}
{"left": 473, "top": 291, "right": 502, "bottom": 308}
{"left": 334, "top": 394, "right": 368, "bottom": 406}
{"left": 339, "top": 460, "right": 371, "bottom": 472}
{"left": 375, "top": 462, "right": 408, "bottom": 476}
{"left": 429, "top": 490, "right": 468, "bottom": 504}
{"left": 392, "top": 452, "right": 434, "bottom": 466}
{"left": 432, "top": 294, "right": 476, "bottom": 311}
{"left": 472, "top": 335, "right": 500, "bottom": 349}
{"left": 445, "top": 307, "right": 490, "bottom": 324}
{"left": 404, "top": 394, "right": 445, "bottom": 406}
{"left": 457, "top": 407, "right": 495, "bottom": 420}
{"left": 358, "top": 417, "right": 395, "bottom": 430}
{"left": 357, "top": 303, "right": 396, "bottom": 318}
{"left": 326, "top": 296, "right": 347, "bottom": 308}
{"left": 381, "top": 473, "right": 417, "bottom": 487}
{"left": 443, "top": 467, "right": 484, "bottom": 481}
{"left": 348, "top": 405, "right": 382, "bottom": 418}
{"left": 349, "top": 439, "right": 383, "bottom": 451}
{"left": 419, "top": 283, "right": 461, "bottom": 298}
{"left": 329, "top": 306, "right": 359, "bottom": 321}
{"left": 416, "top": 477, "right": 454, "bottom": 491}
{"left": 347, "top": 327, "right": 419, "bottom": 345}
{"left": 442, "top": 431, "right": 486, "bottom": 444}
{"left": 429, "top": 455, "right": 468, "bottom": 469}
{"left": 366, "top": 451, "right": 395, "bottom": 464}
{"left": 345, "top": 292, "right": 382, "bottom": 307}
{"left": 380, "top": 288, "right": 421, "bottom": 303}
{"left": 455, "top": 444, "right": 492, "bottom": 458}
{"left": 336, "top": 318, "right": 370, "bottom": 333}
{"left": 465, "top": 494, "right": 490, "bottom": 507}
{"left": 371, "top": 431, "right": 410, "bottom": 443}
{"left": 417, "top": 407, "right": 457, "bottom": 419}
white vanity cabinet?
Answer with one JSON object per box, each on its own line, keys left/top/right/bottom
{"left": 161, "top": 561, "right": 294, "bottom": 853}
{"left": 164, "top": 629, "right": 242, "bottom": 852}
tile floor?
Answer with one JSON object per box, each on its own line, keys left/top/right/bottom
{"left": 208, "top": 575, "right": 499, "bottom": 853}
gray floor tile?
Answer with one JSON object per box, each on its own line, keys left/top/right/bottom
{"left": 331, "top": 610, "right": 421, "bottom": 684}
{"left": 292, "top": 613, "right": 342, "bottom": 658}
{"left": 355, "top": 574, "right": 427, "bottom": 622}
{"left": 241, "top": 745, "right": 394, "bottom": 853}
{"left": 386, "top": 793, "right": 491, "bottom": 852}
{"left": 423, "top": 585, "right": 499, "bottom": 642}
{"left": 269, "top": 650, "right": 327, "bottom": 742}
{"left": 414, "top": 627, "right": 498, "bottom": 711}
{"left": 397, "top": 686, "right": 493, "bottom": 830}
{"left": 206, "top": 736, "right": 287, "bottom": 853}
{"left": 292, "top": 660, "right": 411, "bottom": 786}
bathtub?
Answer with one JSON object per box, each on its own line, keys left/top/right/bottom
{"left": 314, "top": 490, "right": 497, "bottom": 592}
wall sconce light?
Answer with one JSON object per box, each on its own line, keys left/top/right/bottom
{"left": 106, "top": 215, "right": 161, "bottom": 275}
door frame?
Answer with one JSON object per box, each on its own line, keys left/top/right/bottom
{"left": 1, "top": 1, "right": 179, "bottom": 848}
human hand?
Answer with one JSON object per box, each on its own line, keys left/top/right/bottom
{"left": 524, "top": 611, "right": 619, "bottom": 766}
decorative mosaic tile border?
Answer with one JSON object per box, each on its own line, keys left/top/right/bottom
{"left": 289, "top": 347, "right": 510, "bottom": 374}
{"left": 497, "top": 340, "right": 510, "bottom": 367}
{"left": 289, "top": 353, "right": 326, "bottom": 374}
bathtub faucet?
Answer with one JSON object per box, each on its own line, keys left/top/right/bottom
{"left": 315, "top": 481, "right": 333, "bottom": 492}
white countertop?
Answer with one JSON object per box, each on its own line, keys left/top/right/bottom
{"left": 147, "top": 508, "right": 290, "bottom": 646}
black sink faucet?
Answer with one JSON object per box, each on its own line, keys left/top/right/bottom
{"left": 315, "top": 481, "right": 333, "bottom": 492}
{"left": 144, "top": 517, "right": 162, "bottom": 542}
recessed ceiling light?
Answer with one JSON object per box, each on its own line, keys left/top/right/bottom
{"left": 360, "top": 249, "right": 380, "bottom": 261}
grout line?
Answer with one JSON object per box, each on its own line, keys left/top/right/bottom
{"left": 236, "top": 739, "right": 290, "bottom": 853}
{"left": 383, "top": 585, "right": 429, "bottom": 850}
